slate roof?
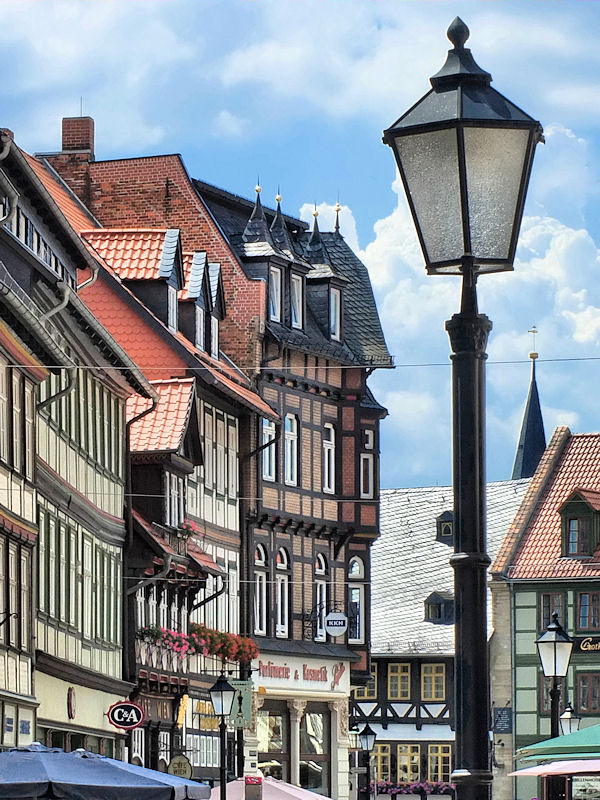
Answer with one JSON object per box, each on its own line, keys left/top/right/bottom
{"left": 82, "top": 228, "right": 179, "bottom": 281}
{"left": 181, "top": 251, "right": 207, "bottom": 302}
{"left": 493, "top": 428, "right": 600, "bottom": 581}
{"left": 194, "top": 182, "right": 392, "bottom": 369}
{"left": 372, "top": 478, "right": 530, "bottom": 656}
{"left": 127, "top": 378, "right": 195, "bottom": 453}
{"left": 512, "top": 359, "right": 546, "bottom": 479}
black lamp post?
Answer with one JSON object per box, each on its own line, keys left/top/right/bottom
{"left": 209, "top": 672, "right": 236, "bottom": 800}
{"left": 536, "top": 612, "right": 574, "bottom": 739}
{"left": 359, "top": 723, "right": 376, "bottom": 800}
{"left": 560, "top": 701, "right": 581, "bottom": 736}
{"left": 383, "top": 18, "right": 543, "bottom": 800}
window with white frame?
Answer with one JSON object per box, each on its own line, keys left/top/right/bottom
{"left": 216, "top": 418, "right": 225, "bottom": 494}
{"left": 168, "top": 284, "right": 178, "bottom": 332}
{"left": 364, "top": 429, "right": 375, "bottom": 450}
{"left": 291, "top": 274, "right": 303, "bottom": 329}
{"left": 228, "top": 425, "right": 238, "bottom": 497}
{"left": 360, "top": 453, "right": 374, "bottom": 499}
{"left": 275, "top": 548, "right": 290, "bottom": 638}
{"left": 322, "top": 424, "right": 335, "bottom": 494}
{"left": 204, "top": 413, "right": 213, "bottom": 488}
{"left": 329, "top": 287, "right": 341, "bottom": 341}
{"left": 269, "top": 267, "right": 281, "bottom": 322}
{"left": 284, "top": 414, "right": 298, "bottom": 486}
{"left": 348, "top": 556, "right": 365, "bottom": 643}
{"left": 262, "top": 418, "right": 276, "bottom": 481}
{"left": 0, "top": 354, "right": 7, "bottom": 463}
{"left": 314, "top": 553, "right": 328, "bottom": 642}
{"left": 166, "top": 473, "right": 186, "bottom": 527}
{"left": 195, "top": 306, "right": 205, "bottom": 351}
{"left": 211, "top": 315, "right": 219, "bottom": 359}
{"left": 254, "top": 544, "right": 268, "bottom": 636}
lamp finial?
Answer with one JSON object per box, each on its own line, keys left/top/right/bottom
{"left": 447, "top": 17, "right": 470, "bottom": 49}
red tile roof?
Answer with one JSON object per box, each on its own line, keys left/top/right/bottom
{"left": 559, "top": 488, "right": 600, "bottom": 513}
{"left": 187, "top": 540, "right": 222, "bottom": 575}
{"left": 494, "top": 428, "right": 600, "bottom": 580}
{"left": 82, "top": 229, "right": 168, "bottom": 280}
{"left": 21, "top": 151, "right": 97, "bottom": 233}
{"left": 127, "top": 378, "right": 195, "bottom": 453}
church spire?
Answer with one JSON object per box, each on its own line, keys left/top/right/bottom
{"left": 511, "top": 336, "right": 546, "bottom": 480}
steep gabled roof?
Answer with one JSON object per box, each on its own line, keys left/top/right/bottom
{"left": 127, "top": 379, "right": 195, "bottom": 454}
{"left": 180, "top": 251, "right": 207, "bottom": 302}
{"left": 372, "top": 479, "right": 530, "bottom": 655}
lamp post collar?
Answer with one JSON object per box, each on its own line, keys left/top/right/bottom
{"left": 430, "top": 17, "right": 492, "bottom": 90}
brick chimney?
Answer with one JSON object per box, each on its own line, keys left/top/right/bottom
{"left": 62, "top": 116, "right": 94, "bottom": 159}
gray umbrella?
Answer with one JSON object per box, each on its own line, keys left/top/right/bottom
{"left": 0, "top": 743, "right": 210, "bottom": 799}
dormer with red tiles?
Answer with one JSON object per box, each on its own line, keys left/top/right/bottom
{"left": 558, "top": 488, "right": 600, "bottom": 558}
{"left": 82, "top": 228, "right": 185, "bottom": 333}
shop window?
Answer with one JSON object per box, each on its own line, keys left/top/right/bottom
{"left": 374, "top": 744, "right": 391, "bottom": 782}
{"left": 314, "top": 554, "right": 328, "bottom": 642}
{"left": 275, "top": 548, "right": 290, "bottom": 638}
{"left": 322, "top": 424, "right": 335, "bottom": 494}
{"left": 354, "top": 665, "right": 377, "bottom": 700}
{"left": 427, "top": 744, "right": 452, "bottom": 783}
{"left": 284, "top": 414, "right": 298, "bottom": 486}
{"left": 348, "top": 557, "right": 365, "bottom": 644}
{"left": 254, "top": 544, "right": 268, "bottom": 636}
{"left": 262, "top": 418, "right": 276, "bottom": 482}
{"left": 291, "top": 274, "right": 303, "bottom": 329}
{"left": 269, "top": 267, "right": 281, "bottom": 322}
{"left": 422, "top": 663, "right": 445, "bottom": 701}
{"left": 388, "top": 663, "right": 410, "bottom": 700}
{"left": 300, "top": 706, "right": 330, "bottom": 795}
{"left": 257, "top": 703, "right": 289, "bottom": 782}
{"left": 398, "top": 744, "right": 421, "bottom": 783}
{"left": 579, "top": 592, "right": 600, "bottom": 630}
{"left": 541, "top": 592, "right": 564, "bottom": 631}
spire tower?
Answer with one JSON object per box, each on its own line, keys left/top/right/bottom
{"left": 512, "top": 336, "right": 546, "bottom": 480}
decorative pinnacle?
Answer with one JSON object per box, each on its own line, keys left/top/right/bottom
{"left": 313, "top": 205, "right": 319, "bottom": 218}
{"left": 335, "top": 201, "right": 341, "bottom": 213}
{"left": 255, "top": 184, "right": 261, "bottom": 194}
{"left": 447, "top": 17, "right": 470, "bottom": 49}
{"left": 276, "top": 194, "right": 282, "bottom": 203}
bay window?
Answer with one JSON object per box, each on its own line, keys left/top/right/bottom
{"left": 348, "top": 556, "right": 365, "bottom": 644}
{"left": 360, "top": 453, "right": 374, "bottom": 499}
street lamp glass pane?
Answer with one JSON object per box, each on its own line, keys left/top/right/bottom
{"left": 393, "top": 128, "right": 463, "bottom": 265}
{"left": 537, "top": 638, "right": 574, "bottom": 678}
{"left": 209, "top": 676, "right": 236, "bottom": 717}
{"left": 463, "top": 127, "right": 529, "bottom": 262}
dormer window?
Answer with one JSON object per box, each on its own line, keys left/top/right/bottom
{"left": 195, "top": 306, "right": 205, "bottom": 351}
{"left": 291, "top": 274, "right": 303, "bottom": 329}
{"left": 559, "top": 489, "right": 600, "bottom": 558}
{"left": 269, "top": 267, "right": 281, "bottom": 322}
{"left": 330, "top": 287, "right": 341, "bottom": 340}
{"left": 425, "top": 591, "right": 454, "bottom": 624}
{"left": 211, "top": 315, "right": 219, "bottom": 359}
{"left": 168, "top": 284, "right": 178, "bottom": 331}
{"left": 436, "top": 511, "right": 454, "bottom": 545}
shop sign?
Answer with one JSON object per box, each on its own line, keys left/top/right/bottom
{"left": 255, "top": 655, "right": 350, "bottom": 693}
{"left": 229, "top": 679, "right": 253, "bottom": 729}
{"left": 573, "top": 776, "right": 600, "bottom": 800}
{"left": 576, "top": 636, "right": 600, "bottom": 652}
{"left": 168, "top": 754, "right": 192, "bottom": 779}
{"left": 107, "top": 701, "right": 145, "bottom": 730}
{"left": 139, "top": 696, "right": 172, "bottom": 723}
{"left": 493, "top": 707, "right": 512, "bottom": 734}
{"left": 325, "top": 612, "right": 348, "bottom": 637}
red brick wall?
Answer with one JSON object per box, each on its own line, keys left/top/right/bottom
{"left": 62, "top": 117, "right": 95, "bottom": 155}
{"left": 46, "top": 151, "right": 265, "bottom": 372}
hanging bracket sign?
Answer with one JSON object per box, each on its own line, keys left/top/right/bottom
{"left": 325, "top": 612, "right": 348, "bottom": 637}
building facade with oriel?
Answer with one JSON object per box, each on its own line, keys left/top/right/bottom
{"left": 0, "top": 129, "right": 154, "bottom": 754}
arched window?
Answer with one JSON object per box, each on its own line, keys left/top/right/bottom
{"left": 322, "top": 424, "right": 335, "bottom": 494}
{"left": 348, "top": 557, "right": 365, "bottom": 644}
{"left": 275, "top": 548, "right": 290, "bottom": 638}
{"left": 284, "top": 414, "right": 298, "bottom": 486}
{"left": 254, "top": 544, "right": 268, "bottom": 636}
{"left": 315, "top": 554, "right": 328, "bottom": 642}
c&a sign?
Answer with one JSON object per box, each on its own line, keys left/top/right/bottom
{"left": 107, "top": 701, "right": 145, "bottom": 730}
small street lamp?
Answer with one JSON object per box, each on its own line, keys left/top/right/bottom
{"left": 359, "top": 723, "right": 377, "bottom": 800}
{"left": 536, "top": 612, "right": 574, "bottom": 738}
{"left": 383, "top": 17, "right": 543, "bottom": 800}
{"left": 349, "top": 724, "right": 361, "bottom": 751}
{"left": 209, "top": 672, "right": 236, "bottom": 800}
{"left": 560, "top": 701, "right": 581, "bottom": 736}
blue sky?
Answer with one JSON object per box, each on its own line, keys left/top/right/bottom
{"left": 4, "top": 0, "right": 600, "bottom": 489}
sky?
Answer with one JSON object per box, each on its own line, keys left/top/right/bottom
{"left": 3, "top": 0, "right": 600, "bottom": 489}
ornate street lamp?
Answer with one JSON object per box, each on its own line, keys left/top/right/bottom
{"left": 560, "top": 701, "right": 581, "bottom": 736}
{"left": 383, "top": 18, "right": 543, "bottom": 800}
{"left": 359, "top": 724, "right": 377, "bottom": 800}
{"left": 536, "top": 612, "right": 574, "bottom": 738}
{"left": 209, "top": 672, "right": 236, "bottom": 800}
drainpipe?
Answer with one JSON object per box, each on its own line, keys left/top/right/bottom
{"left": 40, "top": 281, "right": 70, "bottom": 322}
{"left": 122, "top": 396, "right": 158, "bottom": 683}
{"left": 189, "top": 574, "right": 229, "bottom": 613}
{"left": 76, "top": 263, "right": 99, "bottom": 292}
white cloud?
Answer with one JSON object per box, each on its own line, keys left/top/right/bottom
{"left": 211, "top": 110, "right": 247, "bottom": 140}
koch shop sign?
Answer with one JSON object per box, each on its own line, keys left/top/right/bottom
{"left": 254, "top": 655, "right": 350, "bottom": 693}
{"left": 576, "top": 636, "right": 600, "bottom": 653}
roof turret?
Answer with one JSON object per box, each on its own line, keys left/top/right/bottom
{"left": 242, "top": 184, "right": 272, "bottom": 243}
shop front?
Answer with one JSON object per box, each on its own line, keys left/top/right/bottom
{"left": 247, "top": 654, "right": 351, "bottom": 799}
{"left": 35, "top": 665, "right": 131, "bottom": 757}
